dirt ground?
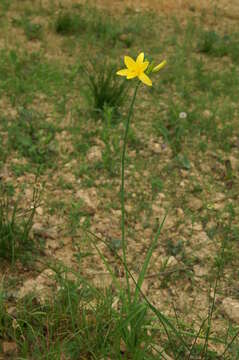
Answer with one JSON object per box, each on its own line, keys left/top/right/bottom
{"left": 45, "top": 0, "right": 239, "bottom": 20}
{"left": 86, "top": 0, "right": 239, "bottom": 20}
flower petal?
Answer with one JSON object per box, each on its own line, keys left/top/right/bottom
{"left": 138, "top": 72, "right": 152, "bottom": 86}
{"left": 126, "top": 71, "right": 137, "bottom": 79}
{"left": 136, "top": 52, "right": 144, "bottom": 64}
{"left": 152, "top": 60, "right": 167, "bottom": 72}
{"left": 124, "top": 56, "right": 136, "bottom": 70}
{"left": 117, "top": 69, "right": 130, "bottom": 76}
{"left": 140, "top": 61, "right": 149, "bottom": 72}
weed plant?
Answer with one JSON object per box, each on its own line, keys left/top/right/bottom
{"left": 24, "top": 21, "right": 43, "bottom": 41}
{"left": 82, "top": 60, "right": 128, "bottom": 118}
{"left": 55, "top": 12, "right": 86, "bottom": 35}
{"left": 0, "top": 181, "right": 41, "bottom": 264}
{"left": 7, "top": 108, "right": 56, "bottom": 168}
{"left": 89, "top": 14, "right": 122, "bottom": 46}
{"left": 198, "top": 30, "right": 239, "bottom": 63}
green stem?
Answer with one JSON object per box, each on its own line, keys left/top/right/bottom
{"left": 121, "top": 82, "right": 140, "bottom": 303}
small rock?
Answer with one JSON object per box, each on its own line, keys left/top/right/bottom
{"left": 193, "top": 222, "right": 203, "bottom": 231}
{"left": 55, "top": 247, "right": 75, "bottom": 268}
{"left": 135, "top": 223, "right": 142, "bottom": 231}
{"left": 32, "top": 223, "right": 56, "bottom": 239}
{"left": 222, "top": 297, "right": 239, "bottom": 324}
{"left": 143, "top": 170, "right": 150, "bottom": 177}
{"left": 61, "top": 172, "right": 75, "bottom": 183}
{"left": 191, "top": 231, "right": 209, "bottom": 244}
{"left": 36, "top": 206, "right": 44, "bottom": 216}
{"left": 213, "top": 192, "right": 225, "bottom": 202}
{"left": 194, "top": 264, "right": 208, "bottom": 277}
{"left": 120, "top": 338, "right": 127, "bottom": 354}
{"left": 228, "top": 156, "right": 238, "bottom": 171}
{"left": 214, "top": 202, "right": 225, "bottom": 210}
{"left": 119, "top": 33, "right": 128, "bottom": 42}
{"left": 86, "top": 146, "right": 102, "bottom": 163}
{"left": 176, "top": 208, "right": 184, "bottom": 218}
{"left": 181, "top": 170, "right": 188, "bottom": 178}
{"left": 163, "top": 215, "right": 176, "bottom": 230}
{"left": 157, "top": 193, "right": 166, "bottom": 200}
{"left": 25, "top": 188, "right": 32, "bottom": 198}
{"left": 93, "top": 138, "right": 105, "bottom": 148}
{"left": 125, "top": 204, "right": 133, "bottom": 213}
{"left": 167, "top": 256, "right": 178, "bottom": 267}
{"left": 188, "top": 197, "right": 203, "bottom": 211}
{"left": 7, "top": 306, "right": 17, "bottom": 317}
{"left": 2, "top": 341, "right": 17, "bottom": 355}
{"left": 76, "top": 188, "right": 99, "bottom": 214}
{"left": 111, "top": 209, "right": 121, "bottom": 218}
{"left": 129, "top": 150, "right": 136, "bottom": 158}
{"left": 151, "top": 204, "right": 165, "bottom": 218}
{"left": 143, "top": 228, "right": 152, "bottom": 238}
{"left": 203, "top": 109, "right": 212, "bottom": 118}
{"left": 180, "top": 180, "right": 186, "bottom": 187}
{"left": 45, "top": 239, "right": 61, "bottom": 252}
{"left": 161, "top": 256, "right": 178, "bottom": 268}
{"left": 18, "top": 269, "right": 56, "bottom": 303}
{"left": 64, "top": 159, "right": 77, "bottom": 168}
{"left": 151, "top": 142, "right": 161, "bottom": 154}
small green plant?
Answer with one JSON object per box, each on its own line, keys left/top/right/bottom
{"left": 55, "top": 12, "right": 86, "bottom": 35}
{"left": 83, "top": 60, "right": 128, "bottom": 117}
{"left": 0, "top": 283, "right": 11, "bottom": 340}
{"left": 24, "top": 21, "right": 43, "bottom": 41}
{"left": 0, "top": 0, "right": 10, "bottom": 12}
{"left": 198, "top": 30, "right": 239, "bottom": 62}
{"left": 7, "top": 108, "right": 57, "bottom": 168}
{"left": 151, "top": 176, "right": 164, "bottom": 194}
{"left": 0, "top": 181, "right": 41, "bottom": 264}
{"left": 90, "top": 15, "right": 122, "bottom": 45}
{"left": 198, "top": 30, "right": 220, "bottom": 54}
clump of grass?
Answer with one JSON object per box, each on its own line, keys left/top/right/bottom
{"left": 7, "top": 108, "right": 57, "bottom": 168}
{"left": 24, "top": 21, "right": 43, "bottom": 41}
{"left": 0, "top": 0, "right": 10, "bottom": 12}
{"left": 55, "top": 12, "right": 86, "bottom": 35}
{"left": 198, "top": 30, "right": 220, "bottom": 54}
{"left": 0, "top": 50, "right": 69, "bottom": 104}
{"left": 0, "top": 181, "right": 41, "bottom": 264}
{"left": 83, "top": 60, "right": 128, "bottom": 118}
{"left": 198, "top": 30, "right": 239, "bottom": 62}
{"left": 90, "top": 14, "right": 122, "bottom": 45}
{"left": 55, "top": 8, "right": 122, "bottom": 46}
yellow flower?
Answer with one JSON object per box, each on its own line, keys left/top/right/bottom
{"left": 116, "top": 52, "right": 152, "bottom": 87}
{"left": 152, "top": 60, "right": 167, "bottom": 73}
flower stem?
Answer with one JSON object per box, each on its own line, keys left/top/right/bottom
{"left": 121, "top": 82, "right": 140, "bottom": 303}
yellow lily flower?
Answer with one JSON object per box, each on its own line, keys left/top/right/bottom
{"left": 116, "top": 52, "right": 152, "bottom": 87}
{"left": 152, "top": 60, "right": 167, "bottom": 73}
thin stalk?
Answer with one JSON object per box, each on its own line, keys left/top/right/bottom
{"left": 121, "top": 82, "right": 140, "bottom": 304}
{"left": 221, "top": 328, "right": 239, "bottom": 358}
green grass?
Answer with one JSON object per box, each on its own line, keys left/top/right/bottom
{"left": 0, "top": 182, "right": 41, "bottom": 264}
{"left": 6, "top": 108, "right": 57, "bottom": 169}
{"left": 82, "top": 60, "right": 128, "bottom": 117}
{"left": 55, "top": 11, "right": 87, "bottom": 35}
{"left": 0, "top": 1, "right": 239, "bottom": 359}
